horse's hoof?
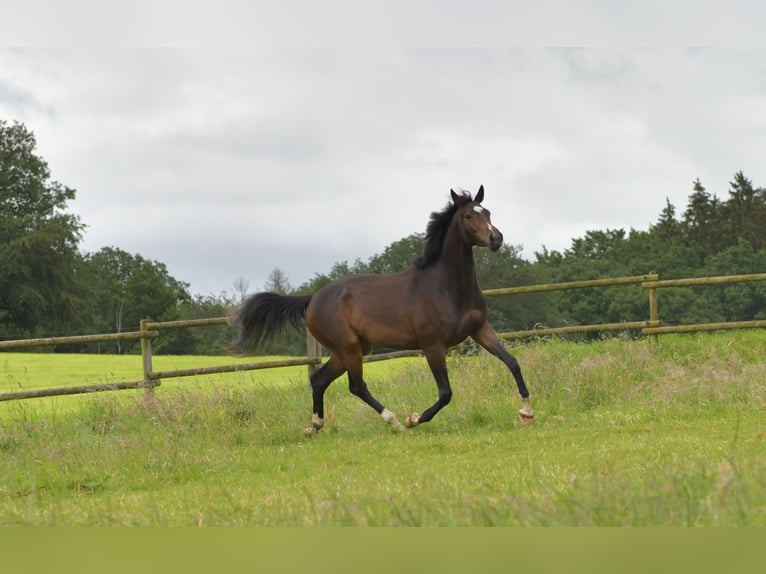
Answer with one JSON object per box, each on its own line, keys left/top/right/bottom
{"left": 518, "top": 412, "right": 534, "bottom": 425}
{"left": 381, "top": 408, "right": 405, "bottom": 430}
{"left": 518, "top": 398, "right": 534, "bottom": 425}
{"left": 304, "top": 414, "right": 324, "bottom": 437}
{"left": 405, "top": 413, "right": 420, "bottom": 428}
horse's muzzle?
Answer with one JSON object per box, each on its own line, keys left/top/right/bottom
{"left": 489, "top": 230, "right": 503, "bottom": 251}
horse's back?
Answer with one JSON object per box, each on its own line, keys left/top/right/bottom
{"left": 306, "top": 272, "right": 420, "bottom": 350}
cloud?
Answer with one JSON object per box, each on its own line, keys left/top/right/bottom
{"left": 3, "top": 46, "right": 766, "bottom": 296}
{"left": 0, "top": 79, "right": 47, "bottom": 117}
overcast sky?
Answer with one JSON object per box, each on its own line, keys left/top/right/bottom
{"left": 3, "top": 40, "right": 766, "bottom": 296}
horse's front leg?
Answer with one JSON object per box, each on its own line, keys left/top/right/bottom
{"left": 473, "top": 323, "right": 534, "bottom": 425}
{"left": 406, "top": 346, "right": 453, "bottom": 427}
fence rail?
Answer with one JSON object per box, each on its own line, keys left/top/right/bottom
{"left": 498, "top": 321, "right": 658, "bottom": 340}
{"left": 483, "top": 273, "right": 659, "bottom": 296}
{"left": 148, "top": 357, "right": 322, "bottom": 381}
{"left": 0, "top": 330, "right": 158, "bottom": 350}
{"left": 1, "top": 271, "right": 765, "bottom": 403}
{"left": 640, "top": 272, "right": 766, "bottom": 342}
{"left": 484, "top": 274, "right": 661, "bottom": 340}
{"left": 642, "top": 272, "right": 766, "bottom": 288}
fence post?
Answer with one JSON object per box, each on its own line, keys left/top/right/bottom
{"left": 140, "top": 319, "right": 157, "bottom": 400}
{"left": 647, "top": 278, "right": 659, "bottom": 347}
{"left": 306, "top": 329, "right": 321, "bottom": 386}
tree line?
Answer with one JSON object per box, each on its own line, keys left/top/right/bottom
{"left": 286, "top": 172, "right": 766, "bottom": 347}
{"left": 2, "top": 119, "right": 765, "bottom": 355}
{"left": 0, "top": 120, "right": 234, "bottom": 354}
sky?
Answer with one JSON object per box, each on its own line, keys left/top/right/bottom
{"left": 2, "top": 5, "right": 766, "bottom": 297}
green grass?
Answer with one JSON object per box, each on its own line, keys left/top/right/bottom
{"left": 1, "top": 331, "right": 766, "bottom": 526}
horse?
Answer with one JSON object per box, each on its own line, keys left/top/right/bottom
{"left": 233, "top": 185, "right": 534, "bottom": 435}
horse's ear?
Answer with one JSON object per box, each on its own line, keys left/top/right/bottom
{"left": 475, "top": 185, "right": 484, "bottom": 204}
{"left": 450, "top": 188, "right": 459, "bottom": 203}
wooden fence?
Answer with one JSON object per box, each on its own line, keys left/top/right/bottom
{"left": 486, "top": 273, "right": 660, "bottom": 340}
{"left": 1, "top": 271, "right": 765, "bottom": 402}
{"left": 484, "top": 271, "right": 766, "bottom": 344}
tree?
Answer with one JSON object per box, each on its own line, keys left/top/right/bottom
{"left": 298, "top": 261, "right": 354, "bottom": 294}
{"left": 83, "top": 247, "right": 191, "bottom": 353}
{"left": 0, "top": 120, "right": 88, "bottom": 338}
{"left": 723, "top": 171, "right": 766, "bottom": 250}
{"left": 651, "top": 198, "right": 681, "bottom": 245}
{"left": 232, "top": 276, "right": 250, "bottom": 303}
{"left": 123, "top": 259, "right": 192, "bottom": 353}
{"left": 178, "top": 291, "right": 238, "bottom": 355}
{"left": 364, "top": 233, "right": 425, "bottom": 274}
{"left": 85, "top": 247, "right": 137, "bottom": 343}
{"left": 682, "top": 178, "right": 721, "bottom": 257}
{"left": 700, "top": 239, "right": 766, "bottom": 322}
{"left": 475, "top": 243, "right": 557, "bottom": 332}
{"left": 263, "top": 268, "right": 292, "bottom": 295}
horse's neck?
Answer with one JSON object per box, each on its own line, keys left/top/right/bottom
{"left": 437, "top": 225, "right": 480, "bottom": 300}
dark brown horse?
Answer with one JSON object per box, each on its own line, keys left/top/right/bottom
{"left": 233, "top": 186, "right": 533, "bottom": 434}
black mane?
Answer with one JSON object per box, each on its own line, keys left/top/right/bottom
{"left": 413, "top": 190, "right": 472, "bottom": 269}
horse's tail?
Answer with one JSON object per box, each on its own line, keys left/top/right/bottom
{"left": 231, "top": 292, "right": 313, "bottom": 351}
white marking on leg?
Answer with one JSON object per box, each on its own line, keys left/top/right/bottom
{"left": 518, "top": 397, "right": 534, "bottom": 423}
{"left": 405, "top": 412, "right": 420, "bottom": 428}
{"left": 304, "top": 413, "right": 325, "bottom": 437}
{"left": 381, "top": 408, "right": 405, "bottom": 430}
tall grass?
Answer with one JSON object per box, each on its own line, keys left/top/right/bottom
{"left": 1, "top": 332, "right": 765, "bottom": 525}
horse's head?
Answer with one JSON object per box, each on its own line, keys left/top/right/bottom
{"left": 451, "top": 185, "right": 503, "bottom": 251}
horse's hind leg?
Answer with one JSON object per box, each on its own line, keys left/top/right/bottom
{"left": 344, "top": 351, "right": 405, "bottom": 431}
{"left": 305, "top": 354, "right": 346, "bottom": 436}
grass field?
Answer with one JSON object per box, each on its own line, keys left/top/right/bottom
{"left": 1, "top": 331, "right": 765, "bottom": 526}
